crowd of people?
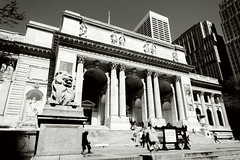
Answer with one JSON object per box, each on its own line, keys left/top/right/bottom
{"left": 81, "top": 120, "right": 221, "bottom": 159}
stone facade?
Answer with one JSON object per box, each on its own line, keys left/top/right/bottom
{"left": 0, "top": 10, "right": 231, "bottom": 137}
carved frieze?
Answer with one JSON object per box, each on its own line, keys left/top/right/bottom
{"left": 172, "top": 48, "right": 178, "bottom": 62}
{"left": 143, "top": 42, "right": 156, "bottom": 54}
{"left": 110, "top": 32, "right": 126, "bottom": 46}
{"left": 79, "top": 20, "right": 87, "bottom": 37}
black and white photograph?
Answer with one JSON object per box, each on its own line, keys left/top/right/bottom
{"left": 0, "top": 0, "right": 240, "bottom": 159}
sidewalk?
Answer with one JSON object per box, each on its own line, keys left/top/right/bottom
{"left": 82, "top": 140, "right": 240, "bottom": 159}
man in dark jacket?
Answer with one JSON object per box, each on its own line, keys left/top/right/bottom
{"left": 82, "top": 131, "right": 92, "bottom": 154}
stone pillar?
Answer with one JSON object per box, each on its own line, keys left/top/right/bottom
{"left": 74, "top": 55, "right": 85, "bottom": 107}
{"left": 175, "top": 77, "right": 185, "bottom": 120}
{"left": 119, "top": 64, "right": 126, "bottom": 117}
{"left": 210, "top": 94, "right": 220, "bottom": 126}
{"left": 219, "top": 97, "right": 230, "bottom": 126}
{"left": 146, "top": 70, "right": 155, "bottom": 119}
{"left": 141, "top": 79, "right": 148, "bottom": 124}
{"left": 200, "top": 92, "right": 209, "bottom": 125}
{"left": 110, "top": 63, "right": 118, "bottom": 117}
{"left": 105, "top": 73, "right": 110, "bottom": 122}
{"left": 153, "top": 72, "right": 162, "bottom": 119}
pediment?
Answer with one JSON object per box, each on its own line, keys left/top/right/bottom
{"left": 81, "top": 100, "right": 96, "bottom": 107}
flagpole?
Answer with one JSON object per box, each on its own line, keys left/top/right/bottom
{"left": 108, "top": 11, "right": 111, "bottom": 25}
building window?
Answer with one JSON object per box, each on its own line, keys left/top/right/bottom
{"left": 207, "top": 109, "right": 214, "bottom": 125}
{"left": 204, "top": 94, "right": 209, "bottom": 103}
{"left": 217, "top": 110, "right": 224, "bottom": 126}
{"left": 193, "top": 92, "right": 198, "bottom": 101}
{"left": 195, "top": 108, "right": 201, "bottom": 122}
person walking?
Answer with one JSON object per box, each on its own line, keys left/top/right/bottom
{"left": 213, "top": 132, "right": 221, "bottom": 143}
{"left": 146, "top": 121, "right": 158, "bottom": 160}
{"left": 82, "top": 131, "right": 92, "bottom": 154}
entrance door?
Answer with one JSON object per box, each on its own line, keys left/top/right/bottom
{"left": 83, "top": 108, "right": 92, "bottom": 125}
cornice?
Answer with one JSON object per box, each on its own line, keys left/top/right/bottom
{"left": 54, "top": 32, "right": 194, "bottom": 73}
{"left": 191, "top": 78, "right": 222, "bottom": 90}
{"left": 0, "top": 39, "right": 54, "bottom": 58}
{"left": 62, "top": 11, "right": 184, "bottom": 51}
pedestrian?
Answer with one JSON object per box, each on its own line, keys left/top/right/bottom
{"left": 213, "top": 132, "right": 221, "bottom": 143}
{"left": 82, "top": 131, "right": 92, "bottom": 154}
{"left": 141, "top": 129, "right": 147, "bottom": 148}
{"left": 146, "top": 121, "right": 158, "bottom": 160}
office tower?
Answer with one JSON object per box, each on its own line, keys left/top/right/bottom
{"left": 134, "top": 11, "right": 172, "bottom": 43}
{"left": 173, "top": 21, "right": 232, "bottom": 82}
{"left": 219, "top": 0, "right": 240, "bottom": 79}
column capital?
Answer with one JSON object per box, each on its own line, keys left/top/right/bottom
{"left": 145, "top": 70, "right": 152, "bottom": 77}
{"left": 200, "top": 91, "right": 205, "bottom": 96}
{"left": 153, "top": 72, "right": 159, "bottom": 78}
{"left": 174, "top": 76, "right": 181, "bottom": 82}
{"left": 110, "top": 62, "right": 118, "bottom": 70}
{"left": 210, "top": 93, "right": 215, "bottom": 97}
{"left": 77, "top": 55, "right": 85, "bottom": 64}
{"left": 119, "top": 63, "right": 126, "bottom": 71}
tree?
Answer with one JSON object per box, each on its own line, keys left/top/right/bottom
{"left": 222, "top": 76, "right": 240, "bottom": 139}
{"left": 0, "top": 0, "right": 25, "bottom": 26}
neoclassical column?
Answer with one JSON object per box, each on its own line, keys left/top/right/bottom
{"left": 219, "top": 97, "right": 230, "bottom": 126}
{"left": 175, "top": 76, "right": 185, "bottom": 120}
{"left": 199, "top": 92, "right": 209, "bottom": 125}
{"left": 74, "top": 55, "right": 85, "bottom": 106}
{"left": 141, "top": 79, "right": 148, "bottom": 124}
{"left": 210, "top": 94, "right": 220, "bottom": 126}
{"left": 105, "top": 73, "right": 110, "bottom": 121}
{"left": 119, "top": 64, "right": 126, "bottom": 117}
{"left": 146, "top": 70, "right": 155, "bottom": 119}
{"left": 110, "top": 63, "right": 118, "bottom": 117}
{"left": 153, "top": 72, "right": 162, "bottom": 119}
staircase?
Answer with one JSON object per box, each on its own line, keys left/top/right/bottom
{"left": 85, "top": 125, "right": 136, "bottom": 147}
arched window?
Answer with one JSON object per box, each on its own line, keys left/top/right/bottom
{"left": 217, "top": 110, "right": 224, "bottom": 126}
{"left": 195, "top": 108, "right": 201, "bottom": 122}
{"left": 207, "top": 109, "right": 214, "bottom": 125}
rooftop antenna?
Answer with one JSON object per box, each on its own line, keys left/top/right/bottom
{"left": 108, "top": 11, "right": 111, "bottom": 25}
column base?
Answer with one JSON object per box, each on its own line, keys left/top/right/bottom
{"left": 105, "top": 116, "right": 130, "bottom": 130}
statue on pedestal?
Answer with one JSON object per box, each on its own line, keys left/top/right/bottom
{"left": 48, "top": 71, "right": 77, "bottom": 107}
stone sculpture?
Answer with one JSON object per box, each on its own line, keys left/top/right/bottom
{"left": 48, "top": 71, "right": 77, "bottom": 107}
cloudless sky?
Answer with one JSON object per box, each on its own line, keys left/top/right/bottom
{"left": 1, "top": 0, "right": 223, "bottom": 40}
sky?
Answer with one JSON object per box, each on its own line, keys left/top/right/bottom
{"left": 1, "top": 0, "right": 223, "bottom": 41}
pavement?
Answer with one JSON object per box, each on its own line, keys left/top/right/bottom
{"left": 81, "top": 140, "right": 240, "bottom": 160}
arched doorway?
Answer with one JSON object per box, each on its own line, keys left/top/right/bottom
{"left": 82, "top": 67, "right": 107, "bottom": 125}
{"left": 125, "top": 74, "right": 143, "bottom": 125}
{"left": 160, "top": 79, "right": 174, "bottom": 125}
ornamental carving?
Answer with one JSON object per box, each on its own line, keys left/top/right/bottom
{"left": 0, "top": 57, "right": 17, "bottom": 81}
{"left": 145, "top": 70, "right": 152, "bottom": 77}
{"left": 143, "top": 42, "right": 156, "bottom": 54}
{"left": 110, "top": 62, "right": 118, "bottom": 70}
{"left": 172, "top": 49, "right": 178, "bottom": 62}
{"left": 48, "top": 71, "right": 77, "bottom": 107}
{"left": 79, "top": 20, "right": 87, "bottom": 36}
{"left": 110, "top": 32, "right": 126, "bottom": 46}
{"left": 77, "top": 55, "right": 85, "bottom": 64}
{"left": 119, "top": 64, "right": 126, "bottom": 71}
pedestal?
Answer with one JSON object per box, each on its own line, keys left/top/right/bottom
{"left": 32, "top": 105, "right": 87, "bottom": 160}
